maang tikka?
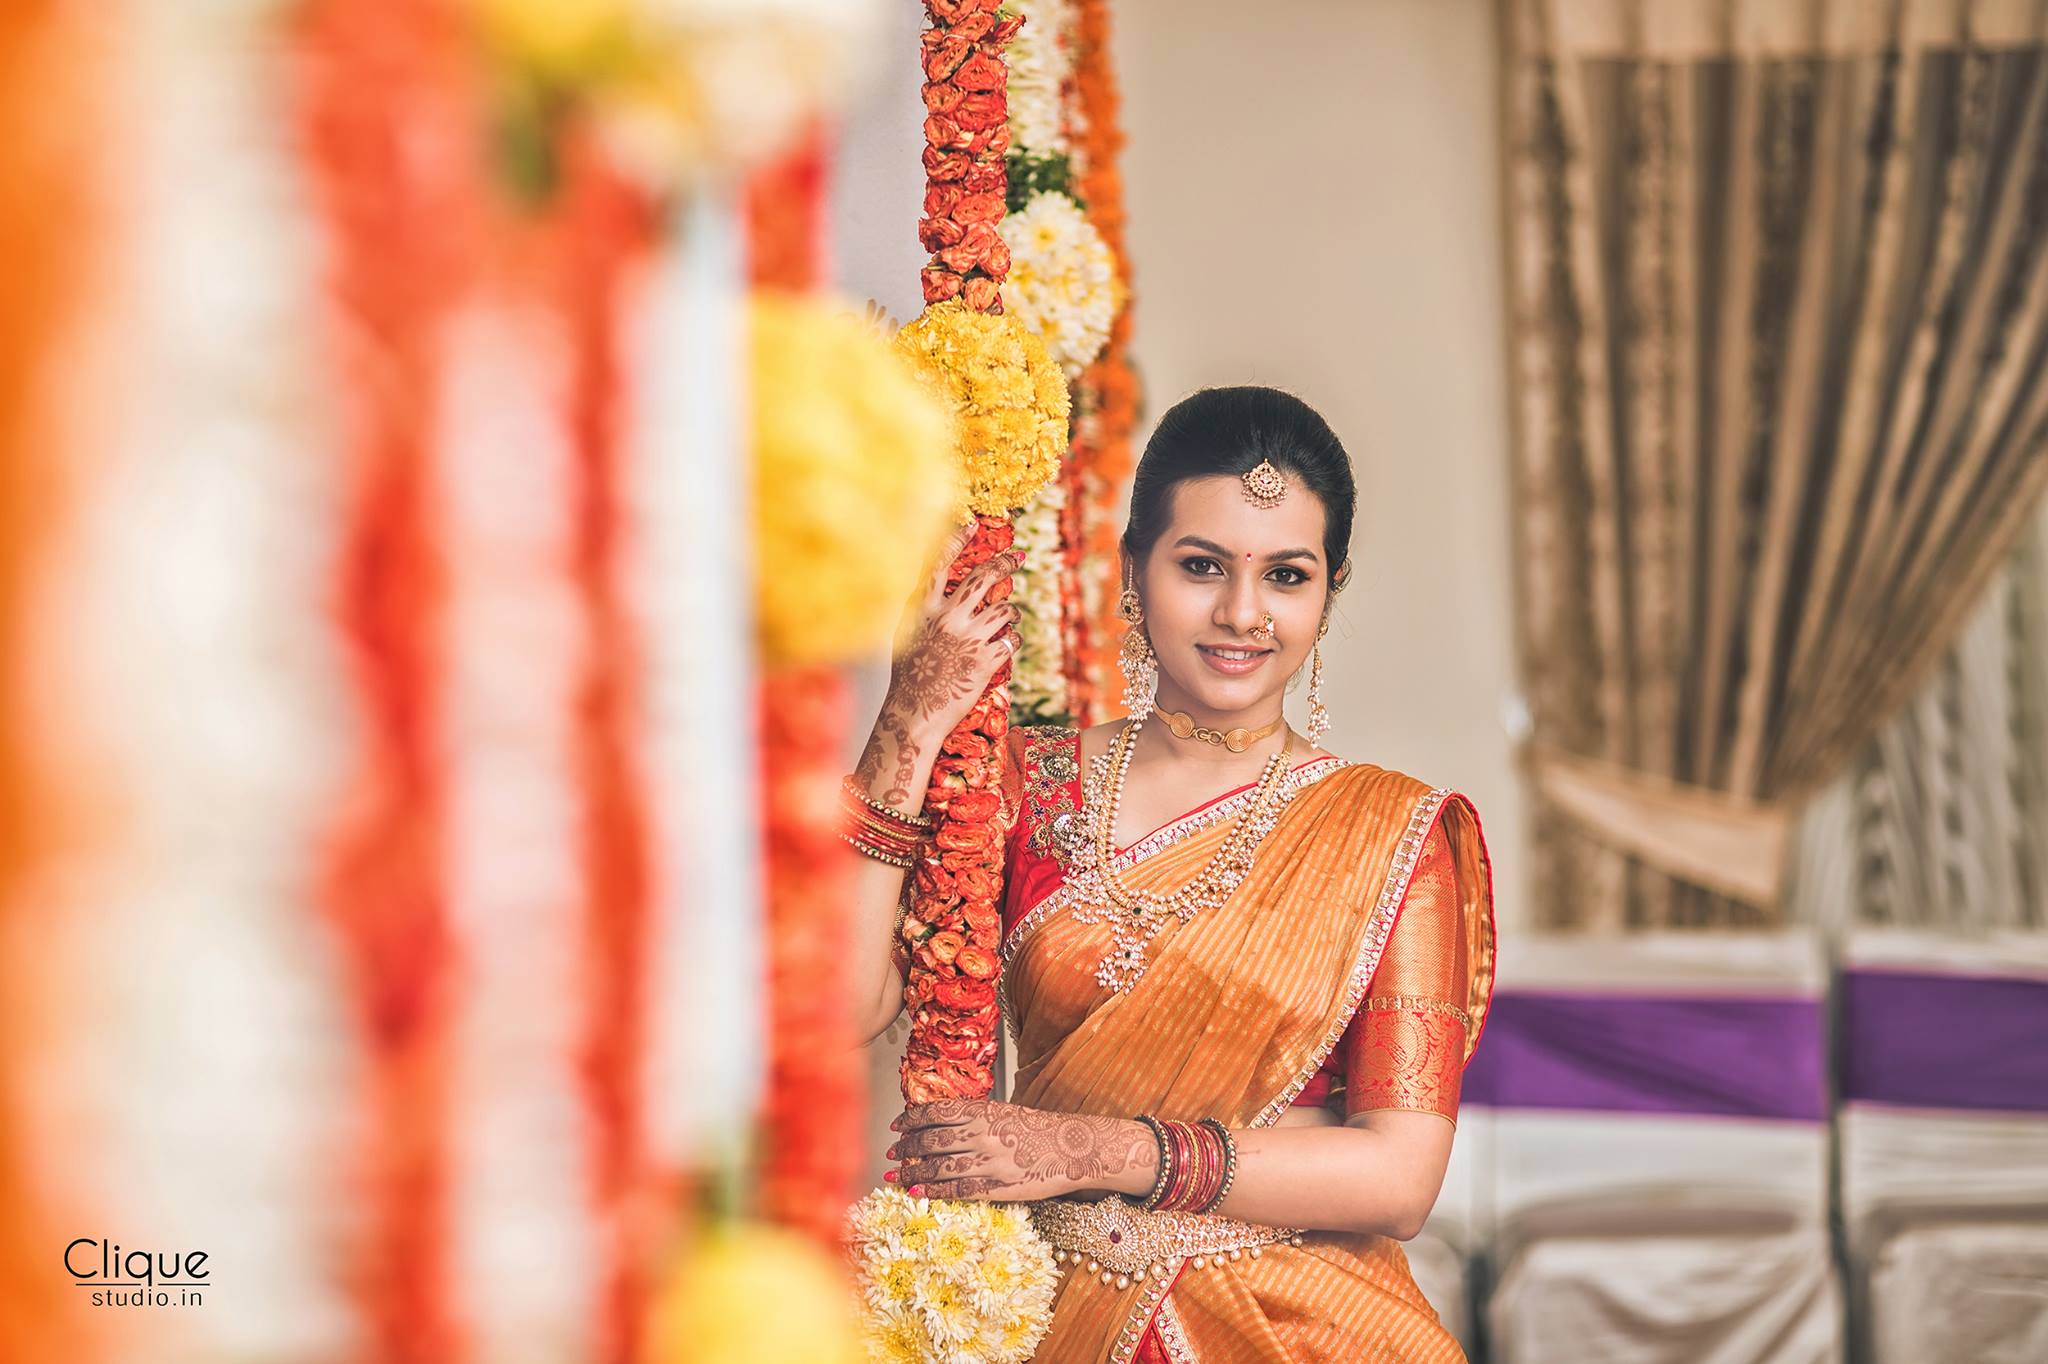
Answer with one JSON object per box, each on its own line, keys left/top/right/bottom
{"left": 1242, "top": 458, "right": 1288, "bottom": 509}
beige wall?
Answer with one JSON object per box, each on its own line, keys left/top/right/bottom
{"left": 834, "top": 0, "right": 1529, "bottom": 1172}
{"left": 1116, "top": 0, "right": 1527, "bottom": 925}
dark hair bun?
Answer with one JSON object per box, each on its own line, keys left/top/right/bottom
{"left": 1122, "top": 386, "right": 1356, "bottom": 579}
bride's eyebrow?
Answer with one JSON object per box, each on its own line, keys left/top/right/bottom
{"left": 1173, "top": 535, "right": 1320, "bottom": 564}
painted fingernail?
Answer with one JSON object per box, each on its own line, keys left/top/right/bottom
{"left": 908, "top": 1184, "right": 925, "bottom": 1196}
{"left": 883, "top": 1169, "right": 898, "bottom": 1183}
{"left": 885, "top": 1146, "right": 898, "bottom": 1159}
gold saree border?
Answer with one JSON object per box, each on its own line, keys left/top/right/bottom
{"left": 1153, "top": 1296, "right": 1199, "bottom": 1363}
{"left": 1110, "top": 1259, "right": 1184, "bottom": 1364}
{"left": 1106, "top": 783, "right": 1453, "bottom": 1360}
{"left": 1249, "top": 786, "right": 1452, "bottom": 1128}
{"left": 996, "top": 755, "right": 1353, "bottom": 1040}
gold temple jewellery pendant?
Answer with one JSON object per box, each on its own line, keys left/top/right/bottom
{"left": 1068, "top": 713, "right": 1301, "bottom": 992}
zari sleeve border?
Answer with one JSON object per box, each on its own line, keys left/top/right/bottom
{"left": 1249, "top": 784, "right": 1451, "bottom": 1129}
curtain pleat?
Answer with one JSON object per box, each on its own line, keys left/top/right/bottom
{"left": 1503, "top": 0, "right": 2048, "bottom": 927}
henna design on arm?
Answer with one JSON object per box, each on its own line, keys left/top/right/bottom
{"left": 985, "top": 1108, "right": 1157, "bottom": 1187}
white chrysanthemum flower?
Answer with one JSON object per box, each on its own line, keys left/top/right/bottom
{"left": 1006, "top": 0, "right": 1072, "bottom": 153}
{"left": 1010, "top": 479, "right": 1069, "bottom": 718}
{"left": 999, "top": 191, "right": 1123, "bottom": 378}
{"left": 845, "top": 1186, "right": 1058, "bottom": 1362}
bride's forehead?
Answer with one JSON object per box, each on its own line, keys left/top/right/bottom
{"left": 1161, "top": 476, "right": 1326, "bottom": 550}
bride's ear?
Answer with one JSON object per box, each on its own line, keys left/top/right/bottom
{"left": 1332, "top": 557, "right": 1353, "bottom": 593}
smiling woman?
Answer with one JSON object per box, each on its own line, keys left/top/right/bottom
{"left": 875, "top": 386, "right": 1499, "bottom": 1363}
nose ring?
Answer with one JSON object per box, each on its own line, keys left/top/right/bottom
{"left": 1248, "top": 613, "right": 1276, "bottom": 642}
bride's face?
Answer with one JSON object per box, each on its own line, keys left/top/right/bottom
{"left": 1132, "top": 474, "right": 1333, "bottom": 725}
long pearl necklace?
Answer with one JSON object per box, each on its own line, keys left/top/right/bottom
{"left": 1068, "top": 712, "right": 1301, "bottom": 992}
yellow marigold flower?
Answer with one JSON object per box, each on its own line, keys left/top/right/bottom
{"left": 892, "top": 300, "right": 1071, "bottom": 516}
{"left": 751, "top": 292, "right": 963, "bottom": 667}
{"left": 647, "top": 1220, "right": 862, "bottom": 1364}
{"left": 470, "top": 0, "right": 632, "bottom": 83}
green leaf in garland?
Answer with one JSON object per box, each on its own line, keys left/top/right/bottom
{"left": 1005, "top": 150, "right": 1079, "bottom": 216}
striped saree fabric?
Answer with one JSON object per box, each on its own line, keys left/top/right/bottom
{"left": 996, "top": 725, "right": 1497, "bottom": 1362}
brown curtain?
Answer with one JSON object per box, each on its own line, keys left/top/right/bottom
{"left": 1501, "top": 0, "right": 2048, "bottom": 928}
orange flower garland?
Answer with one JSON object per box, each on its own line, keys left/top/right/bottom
{"left": 900, "top": 618, "right": 1014, "bottom": 1105}
{"left": 744, "top": 127, "right": 870, "bottom": 1248}
{"left": 290, "top": 1, "right": 480, "bottom": 1357}
{"left": 918, "top": 0, "right": 1022, "bottom": 312}
{"left": 528, "top": 137, "right": 663, "bottom": 1364}
{"left": 0, "top": 6, "right": 97, "bottom": 1359}
{"left": 1063, "top": 0, "right": 1138, "bottom": 726}
{"left": 754, "top": 669, "right": 866, "bottom": 1243}
{"left": 901, "top": 0, "right": 1030, "bottom": 1107}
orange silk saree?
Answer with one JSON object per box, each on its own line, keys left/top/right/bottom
{"left": 995, "top": 724, "right": 1496, "bottom": 1364}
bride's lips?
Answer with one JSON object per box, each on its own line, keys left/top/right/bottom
{"left": 1196, "top": 644, "right": 1274, "bottom": 676}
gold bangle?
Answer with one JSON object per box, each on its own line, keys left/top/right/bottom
{"left": 1136, "top": 1114, "right": 1173, "bottom": 1211}
{"left": 1198, "top": 1118, "right": 1237, "bottom": 1213}
{"left": 841, "top": 774, "right": 932, "bottom": 830}
{"left": 843, "top": 807, "right": 923, "bottom": 855}
{"left": 841, "top": 831, "right": 915, "bottom": 868}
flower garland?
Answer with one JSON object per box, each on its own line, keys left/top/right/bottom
{"left": 744, "top": 139, "right": 955, "bottom": 1250}
{"left": 291, "top": 0, "right": 482, "bottom": 1354}
{"left": 1004, "top": 0, "right": 1067, "bottom": 162}
{"left": 468, "top": 0, "right": 885, "bottom": 200}
{"left": 917, "top": 0, "right": 1022, "bottom": 311}
{"left": 845, "top": 1188, "right": 1059, "bottom": 1364}
{"left": 0, "top": 6, "right": 98, "bottom": 1357}
{"left": 992, "top": 0, "right": 1130, "bottom": 731}
{"left": 533, "top": 140, "right": 668, "bottom": 1364}
{"left": 1063, "top": 0, "right": 1138, "bottom": 725}
{"left": 755, "top": 295, "right": 961, "bottom": 667}
{"left": 755, "top": 670, "right": 869, "bottom": 1248}
{"left": 1008, "top": 478, "right": 1070, "bottom": 722}
{"left": 891, "top": 300, "right": 1069, "bottom": 519}
{"left": 848, "top": 9, "right": 1069, "bottom": 1360}
{"left": 648, "top": 1219, "right": 864, "bottom": 1363}
{"left": 885, "top": 300, "right": 1067, "bottom": 1102}
{"left": 998, "top": 189, "right": 1122, "bottom": 380}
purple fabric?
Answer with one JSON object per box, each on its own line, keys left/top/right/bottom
{"left": 1462, "top": 991, "right": 1826, "bottom": 1122}
{"left": 1841, "top": 969, "right": 2048, "bottom": 1114}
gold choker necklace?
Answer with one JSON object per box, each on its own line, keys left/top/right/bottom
{"left": 1155, "top": 707, "right": 1283, "bottom": 754}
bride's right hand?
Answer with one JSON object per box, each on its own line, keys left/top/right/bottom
{"left": 884, "top": 522, "right": 1023, "bottom": 742}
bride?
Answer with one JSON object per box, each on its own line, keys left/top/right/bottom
{"left": 848, "top": 385, "right": 1496, "bottom": 1363}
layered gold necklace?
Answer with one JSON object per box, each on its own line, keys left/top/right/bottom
{"left": 1066, "top": 712, "right": 1300, "bottom": 992}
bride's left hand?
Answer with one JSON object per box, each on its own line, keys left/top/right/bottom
{"left": 886, "top": 1098, "right": 1157, "bottom": 1203}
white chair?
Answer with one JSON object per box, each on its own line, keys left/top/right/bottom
{"left": 1470, "top": 933, "right": 1843, "bottom": 1364}
{"left": 1838, "top": 930, "right": 2048, "bottom": 1364}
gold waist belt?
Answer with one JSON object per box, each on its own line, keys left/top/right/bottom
{"left": 1027, "top": 1195, "right": 1306, "bottom": 1289}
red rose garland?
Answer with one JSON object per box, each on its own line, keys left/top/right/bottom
{"left": 899, "top": 0, "right": 1025, "bottom": 1107}
{"left": 918, "top": 0, "right": 1022, "bottom": 312}
{"left": 900, "top": 520, "right": 1015, "bottom": 1105}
